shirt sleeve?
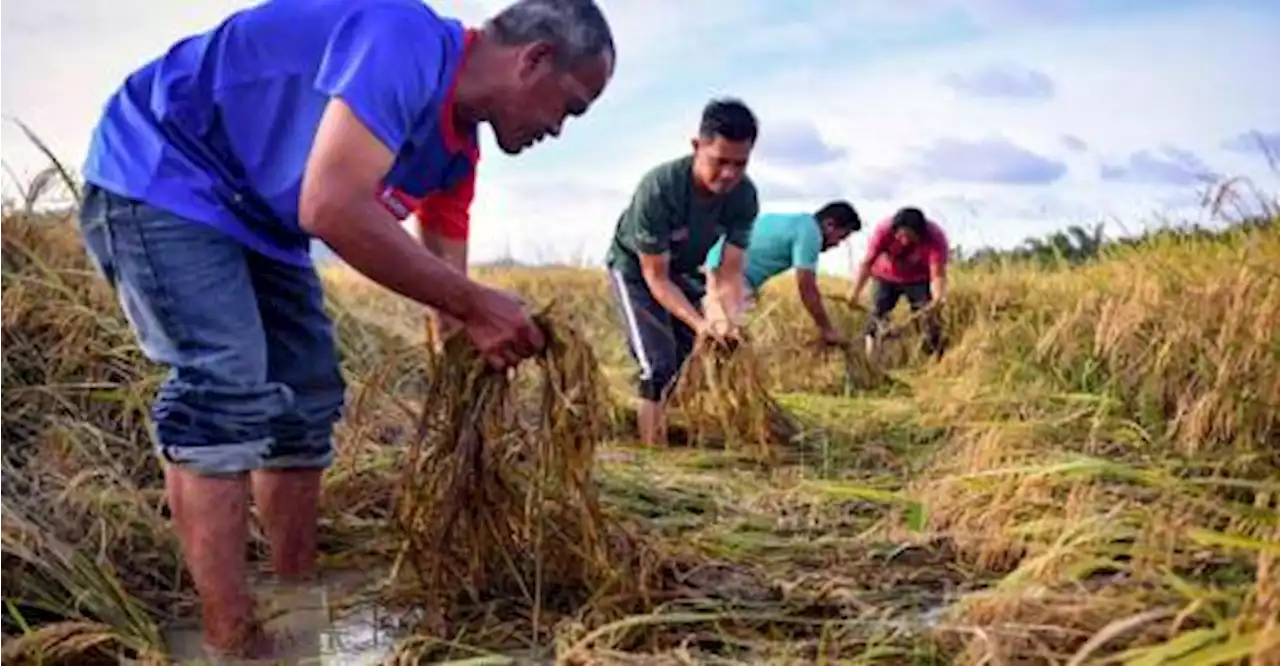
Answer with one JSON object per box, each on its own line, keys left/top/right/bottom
{"left": 314, "top": 3, "right": 450, "bottom": 152}
{"left": 724, "top": 183, "right": 760, "bottom": 249}
{"left": 926, "top": 223, "right": 950, "bottom": 269}
{"left": 792, "top": 222, "right": 823, "bottom": 272}
{"left": 415, "top": 168, "right": 475, "bottom": 241}
{"left": 629, "top": 170, "right": 673, "bottom": 256}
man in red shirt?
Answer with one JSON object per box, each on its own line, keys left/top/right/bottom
{"left": 847, "top": 207, "right": 948, "bottom": 358}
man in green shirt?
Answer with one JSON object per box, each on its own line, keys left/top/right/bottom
{"left": 605, "top": 98, "right": 760, "bottom": 447}
{"left": 704, "top": 202, "right": 862, "bottom": 346}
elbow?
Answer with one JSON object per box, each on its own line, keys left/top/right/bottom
{"left": 639, "top": 263, "right": 667, "bottom": 289}
{"left": 298, "top": 188, "right": 347, "bottom": 241}
{"left": 298, "top": 202, "right": 329, "bottom": 240}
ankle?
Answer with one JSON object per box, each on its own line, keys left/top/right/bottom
{"left": 202, "top": 613, "right": 269, "bottom": 658}
{"left": 271, "top": 565, "right": 319, "bottom": 585}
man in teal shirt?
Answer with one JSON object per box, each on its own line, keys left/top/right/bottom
{"left": 705, "top": 201, "right": 862, "bottom": 345}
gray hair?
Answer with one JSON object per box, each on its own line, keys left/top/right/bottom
{"left": 484, "top": 0, "right": 615, "bottom": 71}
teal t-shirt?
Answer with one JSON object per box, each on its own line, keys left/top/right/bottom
{"left": 706, "top": 212, "right": 822, "bottom": 291}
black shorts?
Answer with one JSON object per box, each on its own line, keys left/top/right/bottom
{"left": 608, "top": 269, "right": 703, "bottom": 402}
{"left": 863, "top": 278, "right": 932, "bottom": 335}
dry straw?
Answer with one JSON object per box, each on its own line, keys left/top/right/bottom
{"left": 666, "top": 332, "right": 803, "bottom": 463}
{"left": 387, "top": 308, "right": 663, "bottom": 648}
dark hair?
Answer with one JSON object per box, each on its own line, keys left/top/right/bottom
{"left": 890, "top": 207, "right": 928, "bottom": 236}
{"left": 815, "top": 200, "right": 861, "bottom": 232}
{"left": 698, "top": 98, "right": 758, "bottom": 143}
{"left": 485, "top": 0, "right": 615, "bottom": 71}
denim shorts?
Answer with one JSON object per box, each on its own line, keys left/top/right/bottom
{"left": 77, "top": 183, "right": 347, "bottom": 475}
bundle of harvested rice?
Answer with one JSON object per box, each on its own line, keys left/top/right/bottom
{"left": 822, "top": 293, "right": 947, "bottom": 370}
{"left": 389, "top": 308, "right": 660, "bottom": 643}
{"left": 666, "top": 332, "right": 802, "bottom": 462}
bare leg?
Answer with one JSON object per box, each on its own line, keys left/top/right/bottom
{"left": 637, "top": 398, "right": 668, "bottom": 447}
{"left": 165, "top": 465, "right": 268, "bottom": 656}
{"left": 250, "top": 468, "right": 323, "bottom": 581}
{"left": 250, "top": 468, "right": 326, "bottom": 662}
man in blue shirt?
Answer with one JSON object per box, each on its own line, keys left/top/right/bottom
{"left": 704, "top": 201, "right": 862, "bottom": 345}
{"left": 76, "top": 0, "right": 615, "bottom": 657}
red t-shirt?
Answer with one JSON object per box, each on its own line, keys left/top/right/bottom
{"left": 376, "top": 30, "right": 480, "bottom": 242}
{"left": 864, "top": 216, "right": 949, "bottom": 284}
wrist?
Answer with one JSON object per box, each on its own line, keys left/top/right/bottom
{"left": 448, "top": 278, "right": 485, "bottom": 324}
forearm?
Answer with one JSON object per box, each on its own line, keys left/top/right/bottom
{"left": 713, "top": 242, "right": 750, "bottom": 324}
{"left": 799, "top": 281, "right": 834, "bottom": 332}
{"left": 314, "top": 201, "right": 480, "bottom": 322}
{"left": 930, "top": 271, "right": 947, "bottom": 303}
{"left": 646, "top": 273, "right": 706, "bottom": 331}
{"left": 850, "top": 264, "right": 872, "bottom": 300}
{"left": 419, "top": 225, "right": 468, "bottom": 333}
{"left": 717, "top": 274, "right": 747, "bottom": 323}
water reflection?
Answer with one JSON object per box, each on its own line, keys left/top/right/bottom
{"left": 163, "top": 573, "right": 398, "bottom": 665}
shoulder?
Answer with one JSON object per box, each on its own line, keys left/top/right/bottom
{"left": 795, "top": 214, "right": 821, "bottom": 239}
{"left": 345, "top": 0, "right": 455, "bottom": 26}
{"left": 727, "top": 175, "right": 759, "bottom": 215}
{"left": 327, "top": 0, "right": 464, "bottom": 61}
{"left": 869, "top": 217, "right": 893, "bottom": 240}
{"left": 732, "top": 175, "right": 759, "bottom": 202}
{"left": 629, "top": 155, "right": 690, "bottom": 208}
{"left": 926, "top": 219, "right": 949, "bottom": 245}
{"left": 639, "top": 154, "right": 691, "bottom": 189}
{"left": 332, "top": 0, "right": 456, "bottom": 32}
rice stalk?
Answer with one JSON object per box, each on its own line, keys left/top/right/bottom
{"left": 665, "top": 333, "right": 803, "bottom": 463}
{"left": 387, "top": 308, "right": 664, "bottom": 653}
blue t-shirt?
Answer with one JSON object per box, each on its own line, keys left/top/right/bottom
{"left": 705, "top": 212, "right": 823, "bottom": 292}
{"left": 81, "top": 0, "right": 477, "bottom": 267}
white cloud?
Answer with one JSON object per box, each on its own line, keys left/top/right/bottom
{"left": 3, "top": 0, "right": 1278, "bottom": 278}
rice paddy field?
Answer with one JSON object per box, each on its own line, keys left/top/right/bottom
{"left": 2, "top": 184, "right": 1278, "bottom": 664}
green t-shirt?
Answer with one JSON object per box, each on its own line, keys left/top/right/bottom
{"left": 605, "top": 154, "right": 759, "bottom": 290}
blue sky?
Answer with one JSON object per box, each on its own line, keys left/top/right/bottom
{"left": 3, "top": 0, "right": 1278, "bottom": 275}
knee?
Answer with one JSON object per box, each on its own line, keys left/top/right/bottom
{"left": 638, "top": 372, "right": 672, "bottom": 402}
{"left": 640, "top": 353, "right": 687, "bottom": 402}
{"left": 152, "top": 380, "right": 294, "bottom": 475}
{"left": 296, "top": 371, "right": 347, "bottom": 421}
{"left": 266, "top": 367, "right": 346, "bottom": 468}
{"left": 277, "top": 370, "right": 347, "bottom": 435}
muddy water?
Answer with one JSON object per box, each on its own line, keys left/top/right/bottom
{"left": 159, "top": 560, "right": 954, "bottom": 664}
{"left": 163, "top": 571, "right": 401, "bottom": 665}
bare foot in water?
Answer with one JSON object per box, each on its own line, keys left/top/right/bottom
{"left": 201, "top": 625, "right": 275, "bottom": 664}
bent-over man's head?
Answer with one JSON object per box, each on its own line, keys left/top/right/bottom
{"left": 479, "top": 0, "right": 616, "bottom": 154}
{"left": 691, "top": 98, "right": 758, "bottom": 196}
{"left": 889, "top": 206, "right": 930, "bottom": 247}
{"left": 815, "top": 200, "right": 862, "bottom": 250}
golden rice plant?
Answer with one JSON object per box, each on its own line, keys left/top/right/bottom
{"left": 664, "top": 332, "right": 804, "bottom": 464}
{"left": 387, "top": 308, "right": 664, "bottom": 653}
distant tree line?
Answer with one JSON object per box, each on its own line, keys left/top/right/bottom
{"left": 949, "top": 215, "right": 1276, "bottom": 270}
